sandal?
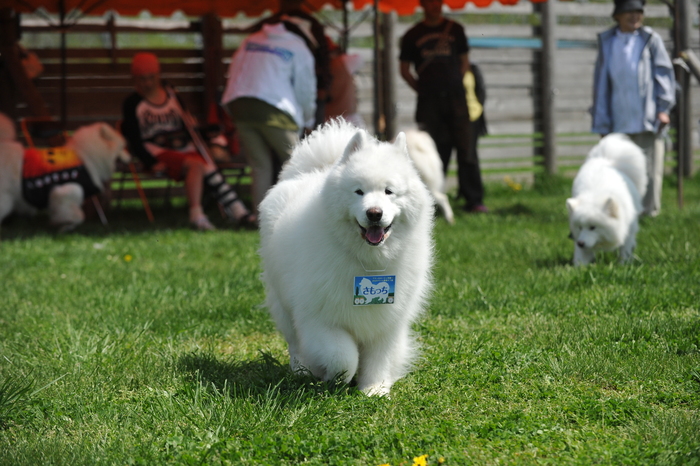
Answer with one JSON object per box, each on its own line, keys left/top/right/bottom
{"left": 190, "top": 216, "right": 216, "bottom": 231}
{"left": 236, "top": 213, "right": 258, "bottom": 230}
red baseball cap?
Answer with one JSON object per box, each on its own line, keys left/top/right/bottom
{"left": 131, "top": 52, "right": 160, "bottom": 76}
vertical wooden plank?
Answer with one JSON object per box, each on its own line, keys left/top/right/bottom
{"left": 201, "top": 13, "right": 223, "bottom": 121}
{"left": 539, "top": 0, "right": 557, "bottom": 175}
{"left": 381, "top": 11, "right": 396, "bottom": 141}
{"left": 677, "top": 0, "right": 693, "bottom": 178}
{"left": 108, "top": 13, "right": 117, "bottom": 67}
{"left": 373, "top": 0, "right": 384, "bottom": 139}
{"left": 341, "top": 0, "right": 349, "bottom": 53}
{"left": 59, "top": 0, "right": 67, "bottom": 129}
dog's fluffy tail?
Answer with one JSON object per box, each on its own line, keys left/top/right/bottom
{"left": 587, "top": 133, "right": 648, "bottom": 198}
{"left": 404, "top": 129, "right": 446, "bottom": 190}
{"left": 279, "top": 118, "right": 369, "bottom": 181}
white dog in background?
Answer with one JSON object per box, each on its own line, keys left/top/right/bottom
{"left": 259, "top": 120, "right": 435, "bottom": 396}
{"left": 566, "top": 133, "right": 648, "bottom": 265}
{"left": 0, "top": 115, "right": 129, "bottom": 231}
{"left": 404, "top": 129, "right": 455, "bottom": 224}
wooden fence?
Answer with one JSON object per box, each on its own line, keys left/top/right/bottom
{"left": 6, "top": 1, "right": 699, "bottom": 185}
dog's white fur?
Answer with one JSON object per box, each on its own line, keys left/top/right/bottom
{"left": 567, "top": 133, "right": 648, "bottom": 265}
{"left": 259, "top": 120, "right": 435, "bottom": 396}
{"left": 0, "top": 118, "right": 129, "bottom": 231}
{"left": 404, "top": 129, "right": 455, "bottom": 224}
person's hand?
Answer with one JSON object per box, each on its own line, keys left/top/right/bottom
{"left": 657, "top": 112, "right": 670, "bottom": 128}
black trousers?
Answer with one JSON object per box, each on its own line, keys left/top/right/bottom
{"left": 417, "top": 91, "right": 484, "bottom": 208}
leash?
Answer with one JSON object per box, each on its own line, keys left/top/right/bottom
{"left": 165, "top": 86, "right": 216, "bottom": 166}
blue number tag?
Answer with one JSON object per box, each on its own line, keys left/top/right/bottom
{"left": 353, "top": 275, "right": 396, "bottom": 305}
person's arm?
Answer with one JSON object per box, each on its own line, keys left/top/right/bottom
{"left": 591, "top": 34, "right": 612, "bottom": 135}
{"left": 460, "top": 52, "right": 471, "bottom": 77}
{"left": 650, "top": 32, "right": 675, "bottom": 130}
{"left": 400, "top": 61, "right": 419, "bottom": 93}
{"left": 121, "top": 94, "right": 159, "bottom": 170}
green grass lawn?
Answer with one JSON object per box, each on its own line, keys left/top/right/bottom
{"left": 1, "top": 176, "right": 699, "bottom": 465}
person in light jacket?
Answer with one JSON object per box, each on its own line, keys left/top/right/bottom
{"left": 591, "top": 0, "right": 676, "bottom": 216}
{"left": 222, "top": 22, "right": 316, "bottom": 215}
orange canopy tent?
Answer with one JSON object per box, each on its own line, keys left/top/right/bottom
{"left": 2, "top": 0, "right": 546, "bottom": 17}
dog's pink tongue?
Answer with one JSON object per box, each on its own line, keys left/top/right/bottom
{"left": 366, "top": 225, "right": 384, "bottom": 244}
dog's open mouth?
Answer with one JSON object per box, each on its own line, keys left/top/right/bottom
{"left": 358, "top": 223, "right": 392, "bottom": 246}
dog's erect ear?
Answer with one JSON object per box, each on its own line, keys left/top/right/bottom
{"left": 393, "top": 132, "right": 407, "bottom": 154}
{"left": 99, "top": 123, "right": 116, "bottom": 142}
{"left": 339, "top": 130, "right": 364, "bottom": 164}
{"left": 603, "top": 197, "right": 619, "bottom": 218}
{"left": 566, "top": 198, "right": 578, "bottom": 214}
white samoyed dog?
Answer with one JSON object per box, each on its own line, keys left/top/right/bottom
{"left": 258, "top": 120, "right": 435, "bottom": 396}
{"left": 404, "top": 129, "right": 455, "bottom": 224}
{"left": 566, "top": 133, "right": 648, "bottom": 265}
{"left": 0, "top": 117, "right": 129, "bottom": 231}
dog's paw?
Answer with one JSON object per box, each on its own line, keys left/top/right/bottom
{"left": 360, "top": 383, "right": 391, "bottom": 397}
{"left": 56, "top": 222, "right": 80, "bottom": 233}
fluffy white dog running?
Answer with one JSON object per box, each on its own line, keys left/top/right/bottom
{"left": 259, "top": 120, "right": 435, "bottom": 396}
{"left": 0, "top": 115, "right": 129, "bottom": 231}
{"left": 566, "top": 133, "right": 648, "bottom": 265}
{"left": 404, "top": 129, "right": 455, "bottom": 224}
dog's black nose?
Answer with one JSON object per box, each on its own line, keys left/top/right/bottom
{"left": 577, "top": 240, "right": 585, "bottom": 248}
{"left": 366, "top": 207, "right": 382, "bottom": 223}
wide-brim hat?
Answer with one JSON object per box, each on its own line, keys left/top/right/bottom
{"left": 613, "top": 0, "right": 645, "bottom": 16}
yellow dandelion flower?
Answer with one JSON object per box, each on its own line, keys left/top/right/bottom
{"left": 438, "top": 458, "right": 446, "bottom": 464}
{"left": 124, "top": 254, "right": 133, "bottom": 262}
{"left": 504, "top": 175, "right": 523, "bottom": 192}
{"left": 378, "top": 464, "right": 391, "bottom": 466}
{"left": 412, "top": 454, "right": 428, "bottom": 466}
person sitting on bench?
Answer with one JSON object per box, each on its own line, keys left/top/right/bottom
{"left": 121, "top": 52, "right": 255, "bottom": 230}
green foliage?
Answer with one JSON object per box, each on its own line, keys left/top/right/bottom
{"left": 1, "top": 178, "right": 699, "bottom": 465}
{"left": 0, "top": 376, "right": 35, "bottom": 429}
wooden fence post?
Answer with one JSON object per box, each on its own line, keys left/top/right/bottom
{"left": 381, "top": 11, "right": 396, "bottom": 142}
{"left": 538, "top": 0, "right": 557, "bottom": 176}
{"left": 373, "top": 0, "right": 385, "bottom": 139}
{"left": 201, "top": 13, "right": 223, "bottom": 120}
{"left": 676, "top": 0, "right": 693, "bottom": 178}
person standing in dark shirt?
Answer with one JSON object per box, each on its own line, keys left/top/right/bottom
{"left": 400, "top": 0, "right": 486, "bottom": 213}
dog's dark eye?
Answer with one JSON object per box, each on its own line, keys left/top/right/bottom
{"left": 589, "top": 226, "right": 596, "bottom": 230}
{"left": 355, "top": 189, "right": 364, "bottom": 195}
{"left": 385, "top": 188, "right": 393, "bottom": 195}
